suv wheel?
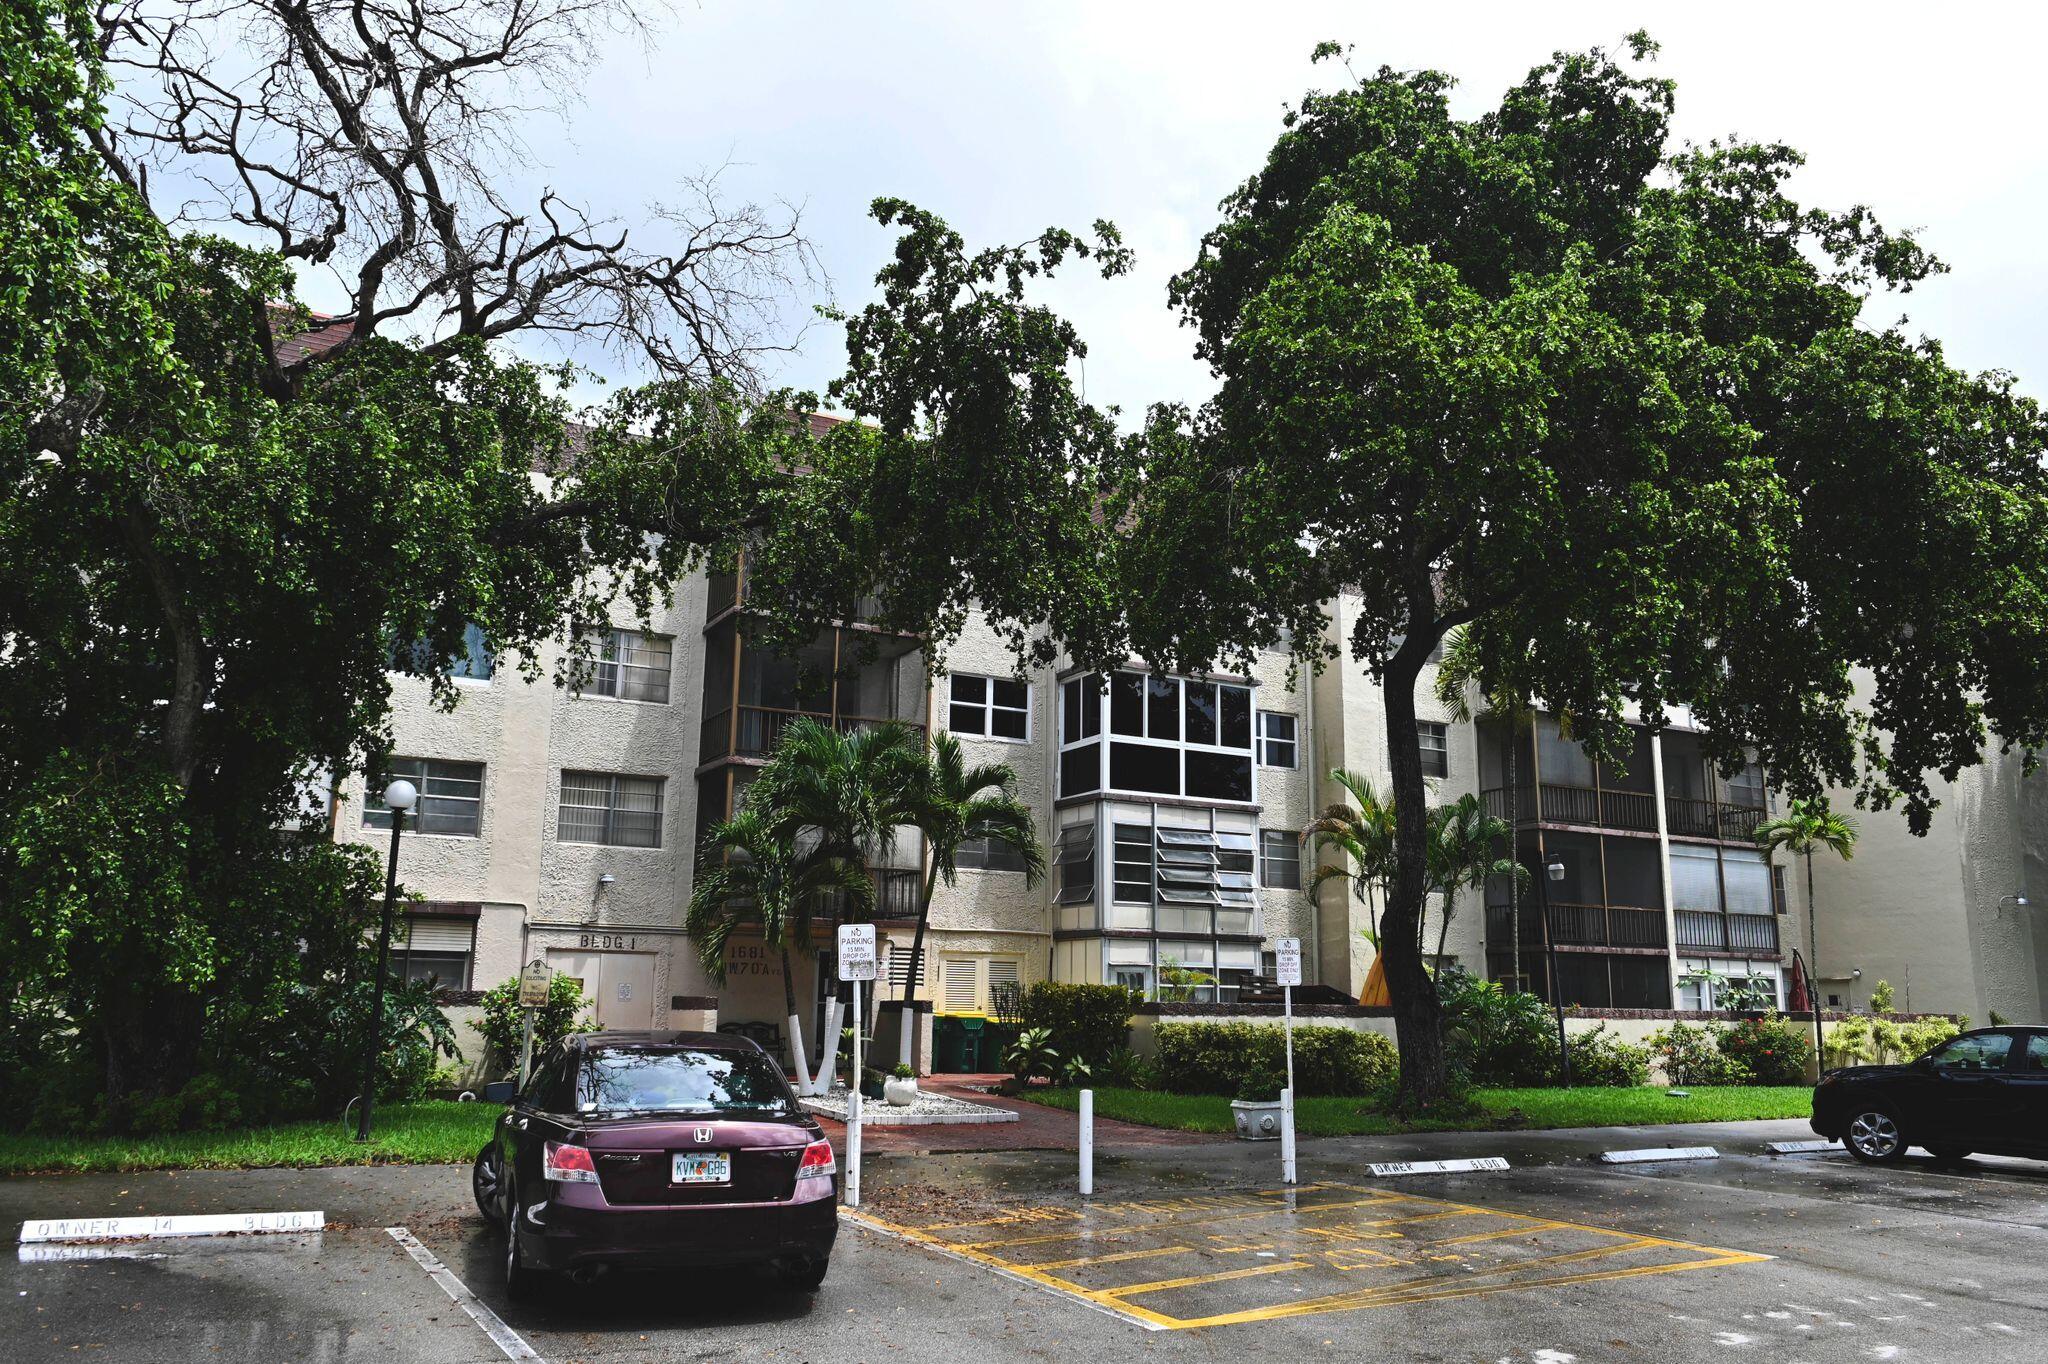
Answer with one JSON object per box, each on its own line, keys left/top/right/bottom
{"left": 1844, "top": 1106, "right": 1907, "bottom": 1164}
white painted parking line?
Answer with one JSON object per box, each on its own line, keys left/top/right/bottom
{"left": 19, "top": 1211, "right": 324, "bottom": 1243}
{"left": 1597, "top": 1146, "right": 1719, "bottom": 1165}
{"left": 1766, "top": 1140, "right": 1838, "bottom": 1155}
{"left": 1366, "top": 1157, "right": 1511, "bottom": 1177}
{"left": 386, "top": 1226, "right": 543, "bottom": 1362}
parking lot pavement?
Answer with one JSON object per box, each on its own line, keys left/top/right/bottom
{"left": 7, "top": 1138, "right": 2048, "bottom": 1363}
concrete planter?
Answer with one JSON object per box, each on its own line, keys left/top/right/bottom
{"left": 1231, "top": 1098, "right": 1284, "bottom": 1141}
{"left": 883, "top": 1076, "right": 920, "bottom": 1107}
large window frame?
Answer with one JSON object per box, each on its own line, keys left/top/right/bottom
{"left": 1260, "top": 829, "right": 1301, "bottom": 890}
{"left": 364, "top": 758, "right": 483, "bottom": 837}
{"left": 947, "top": 674, "right": 1031, "bottom": 742}
{"left": 1060, "top": 670, "right": 1257, "bottom": 804}
{"left": 580, "top": 626, "right": 673, "bottom": 704}
{"left": 557, "top": 771, "right": 666, "bottom": 848}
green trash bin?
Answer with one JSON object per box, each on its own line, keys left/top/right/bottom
{"left": 957, "top": 1016, "right": 986, "bottom": 1073}
{"left": 933, "top": 1015, "right": 966, "bottom": 1073}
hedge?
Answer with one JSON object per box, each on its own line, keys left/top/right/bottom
{"left": 1020, "top": 983, "right": 1139, "bottom": 1065}
{"left": 1153, "top": 1022, "right": 1397, "bottom": 1100}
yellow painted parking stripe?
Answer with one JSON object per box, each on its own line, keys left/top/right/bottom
{"left": 1094, "top": 1257, "right": 1311, "bottom": 1299}
{"left": 1431, "top": 1221, "right": 1574, "bottom": 1246}
{"left": 954, "top": 1192, "right": 1417, "bottom": 1251}
{"left": 1030, "top": 1244, "right": 1194, "bottom": 1271}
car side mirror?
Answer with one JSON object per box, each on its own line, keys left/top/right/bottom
{"left": 481, "top": 1080, "right": 517, "bottom": 1105}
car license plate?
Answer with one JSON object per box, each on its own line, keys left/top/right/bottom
{"left": 672, "top": 1152, "right": 730, "bottom": 1184}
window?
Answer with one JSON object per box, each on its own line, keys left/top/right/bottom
{"left": 1058, "top": 674, "right": 1104, "bottom": 798}
{"left": 941, "top": 957, "right": 981, "bottom": 1013}
{"left": 395, "top": 916, "right": 474, "bottom": 989}
{"left": 364, "top": 759, "right": 483, "bottom": 836}
{"left": 956, "top": 835, "right": 1029, "bottom": 872}
{"left": 390, "top": 622, "right": 494, "bottom": 681}
{"left": 987, "top": 958, "right": 1022, "bottom": 998}
{"left": 1112, "top": 966, "right": 1150, "bottom": 997}
{"left": 1055, "top": 822, "right": 1095, "bottom": 904}
{"left": 558, "top": 771, "right": 665, "bottom": 847}
{"left": 1258, "top": 711, "right": 1298, "bottom": 768}
{"left": 1926, "top": 1032, "right": 2013, "bottom": 1073}
{"left": 948, "top": 674, "right": 1030, "bottom": 741}
{"left": 2025, "top": 1035, "right": 2048, "bottom": 1073}
{"left": 583, "top": 627, "right": 672, "bottom": 703}
{"left": 1113, "top": 823, "right": 1154, "bottom": 903}
{"left": 1260, "top": 830, "right": 1301, "bottom": 890}
{"left": 1103, "top": 670, "right": 1255, "bottom": 802}
{"left": 1417, "top": 721, "right": 1449, "bottom": 778}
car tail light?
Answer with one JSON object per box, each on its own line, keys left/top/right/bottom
{"left": 544, "top": 1140, "right": 599, "bottom": 1184}
{"left": 796, "top": 1139, "right": 836, "bottom": 1182}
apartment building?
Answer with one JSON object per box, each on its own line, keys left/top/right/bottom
{"left": 337, "top": 575, "right": 2048, "bottom": 1065}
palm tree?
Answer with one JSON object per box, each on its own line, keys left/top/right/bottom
{"left": 1435, "top": 625, "right": 1537, "bottom": 989}
{"left": 1423, "top": 793, "right": 1525, "bottom": 970}
{"left": 1304, "top": 769, "right": 1399, "bottom": 964}
{"left": 685, "top": 806, "right": 875, "bottom": 1094}
{"left": 896, "top": 732, "right": 1045, "bottom": 1066}
{"left": 1755, "top": 798, "right": 1859, "bottom": 1069}
{"left": 745, "top": 717, "right": 924, "bottom": 1090}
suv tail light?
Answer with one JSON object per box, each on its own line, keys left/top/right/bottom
{"left": 544, "top": 1140, "right": 599, "bottom": 1184}
{"left": 796, "top": 1139, "right": 836, "bottom": 1181}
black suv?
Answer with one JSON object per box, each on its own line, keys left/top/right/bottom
{"left": 1812, "top": 1026, "right": 2048, "bottom": 1164}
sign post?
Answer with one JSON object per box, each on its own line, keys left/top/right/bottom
{"left": 517, "top": 958, "right": 552, "bottom": 1087}
{"left": 836, "top": 924, "right": 877, "bottom": 1208}
{"left": 1275, "top": 937, "right": 1302, "bottom": 1185}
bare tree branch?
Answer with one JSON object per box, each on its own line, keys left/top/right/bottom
{"left": 94, "top": 0, "right": 819, "bottom": 388}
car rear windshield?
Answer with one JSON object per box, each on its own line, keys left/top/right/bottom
{"left": 576, "top": 1046, "right": 794, "bottom": 1116}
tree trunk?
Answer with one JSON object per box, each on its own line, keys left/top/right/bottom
{"left": 898, "top": 863, "right": 941, "bottom": 1068}
{"left": 1381, "top": 633, "right": 1449, "bottom": 1112}
{"left": 779, "top": 944, "right": 812, "bottom": 1095}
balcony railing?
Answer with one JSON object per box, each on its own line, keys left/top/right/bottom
{"left": 1485, "top": 901, "right": 1667, "bottom": 950}
{"left": 1674, "top": 908, "right": 1779, "bottom": 954}
{"left": 1485, "top": 784, "right": 1768, "bottom": 842}
{"left": 819, "top": 866, "right": 923, "bottom": 921}
{"left": 700, "top": 705, "right": 930, "bottom": 763}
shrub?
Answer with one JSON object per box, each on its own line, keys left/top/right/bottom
{"left": 1019, "top": 983, "right": 1138, "bottom": 1065}
{"left": 1868, "top": 979, "right": 1895, "bottom": 1014}
{"left": 1094, "top": 1046, "right": 1158, "bottom": 1090}
{"left": 473, "top": 974, "right": 592, "bottom": 1074}
{"left": 1005, "top": 1026, "right": 1059, "bottom": 1082}
{"left": 1646, "top": 1021, "right": 1751, "bottom": 1086}
{"left": 1152, "top": 1022, "right": 1396, "bottom": 1100}
{"left": 1560, "top": 1025, "right": 1652, "bottom": 1087}
{"left": 1824, "top": 1014, "right": 1961, "bottom": 1068}
{"left": 1718, "top": 1014, "right": 1812, "bottom": 1085}
{"left": 1438, "top": 970, "right": 1556, "bottom": 1086}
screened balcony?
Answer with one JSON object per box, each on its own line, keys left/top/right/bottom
{"left": 697, "top": 623, "right": 926, "bottom": 764}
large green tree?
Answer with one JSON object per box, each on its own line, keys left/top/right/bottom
{"left": 1119, "top": 36, "right": 2048, "bottom": 1107}
{"left": 0, "top": 0, "right": 824, "bottom": 1120}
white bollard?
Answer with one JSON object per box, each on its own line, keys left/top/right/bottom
{"left": 1079, "top": 1088, "right": 1094, "bottom": 1197}
{"left": 1280, "top": 1085, "right": 1297, "bottom": 1186}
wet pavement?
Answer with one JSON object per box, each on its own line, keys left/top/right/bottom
{"left": 6, "top": 1123, "right": 2048, "bottom": 1362}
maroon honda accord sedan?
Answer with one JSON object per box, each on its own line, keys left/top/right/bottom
{"left": 471, "top": 1030, "right": 837, "bottom": 1299}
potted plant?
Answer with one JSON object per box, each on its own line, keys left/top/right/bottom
{"left": 884, "top": 1063, "right": 919, "bottom": 1107}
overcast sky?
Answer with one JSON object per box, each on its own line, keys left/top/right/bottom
{"left": 306, "top": 1, "right": 2048, "bottom": 420}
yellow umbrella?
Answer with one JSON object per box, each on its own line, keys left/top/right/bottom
{"left": 1358, "top": 954, "right": 1390, "bottom": 1008}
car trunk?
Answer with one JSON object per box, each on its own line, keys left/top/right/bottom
{"left": 577, "top": 1116, "right": 810, "bottom": 1206}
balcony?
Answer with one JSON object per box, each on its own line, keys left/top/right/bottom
{"left": 819, "top": 866, "right": 924, "bottom": 922}
{"left": 1485, "top": 783, "right": 1768, "bottom": 843}
{"left": 1484, "top": 784, "right": 1658, "bottom": 833}
{"left": 1485, "top": 901, "right": 1667, "bottom": 950}
{"left": 1674, "top": 909, "right": 1779, "bottom": 954}
{"left": 700, "top": 706, "right": 929, "bottom": 763}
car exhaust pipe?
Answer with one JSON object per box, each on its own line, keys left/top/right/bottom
{"left": 565, "top": 1264, "right": 610, "bottom": 1287}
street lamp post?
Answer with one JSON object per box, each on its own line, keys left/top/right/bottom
{"left": 1539, "top": 855, "right": 1571, "bottom": 1089}
{"left": 355, "top": 778, "right": 417, "bottom": 1143}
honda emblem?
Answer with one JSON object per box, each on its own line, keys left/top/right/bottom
{"left": 694, "top": 1126, "right": 713, "bottom": 1144}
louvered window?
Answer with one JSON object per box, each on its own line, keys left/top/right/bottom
{"left": 941, "top": 957, "right": 981, "bottom": 1013}
{"left": 1055, "top": 822, "right": 1095, "bottom": 904}
{"left": 558, "top": 771, "right": 665, "bottom": 847}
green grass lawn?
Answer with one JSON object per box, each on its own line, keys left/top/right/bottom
{"left": 0, "top": 1102, "right": 499, "bottom": 1176}
{"left": 1021, "top": 1085, "right": 1813, "bottom": 1138}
